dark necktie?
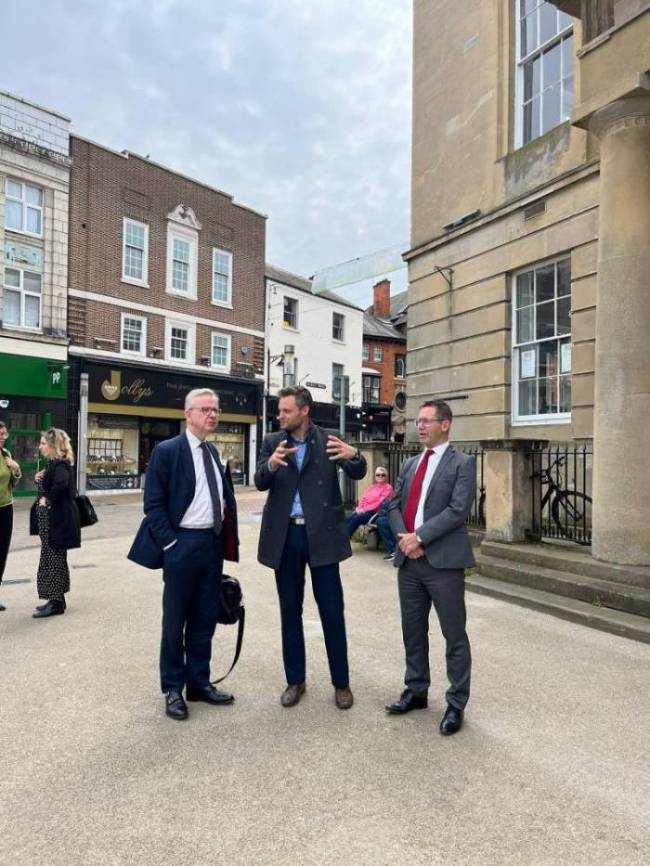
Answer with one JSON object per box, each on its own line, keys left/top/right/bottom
{"left": 403, "top": 449, "right": 434, "bottom": 532}
{"left": 199, "top": 441, "right": 223, "bottom": 535}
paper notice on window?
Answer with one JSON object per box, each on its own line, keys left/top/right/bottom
{"left": 521, "top": 349, "right": 536, "bottom": 379}
{"left": 561, "top": 342, "right": 571, "bottom": 373}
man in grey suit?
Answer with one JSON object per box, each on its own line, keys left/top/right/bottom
{"left": 255, "top": 386, "right": 367, "bottom": 710}
{"left": 386, "top": 400, "right": 476, "bottom": 735}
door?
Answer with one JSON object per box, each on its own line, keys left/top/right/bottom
{"left": 7, "top": 411, "right": 52, "bottom": 497}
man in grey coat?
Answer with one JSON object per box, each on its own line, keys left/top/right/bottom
{"left": 386, "top": 400, "right": 476, "bottom": 735}
{"left": 255, "top": 386, "right": 367, "bottom": 710}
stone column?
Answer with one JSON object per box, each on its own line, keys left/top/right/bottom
{"left": 590, "top": 95, "right": 650, "bottom": 564}
{"left": 482, "top": 441, "right": 539, "bottom": 543}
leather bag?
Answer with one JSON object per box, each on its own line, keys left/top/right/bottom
{"left": 211, "top": 574, "right": 245, "bottom": 683}
{"left": 75, "top": 494, "right": 98, "bottom": 529}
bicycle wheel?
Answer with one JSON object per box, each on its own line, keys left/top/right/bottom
{"left": 551, "top": 490, "right": 592, "bottom": 545}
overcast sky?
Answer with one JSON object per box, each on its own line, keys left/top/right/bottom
{"left": 4, "top": 0, "right": 411, "bottom": 305}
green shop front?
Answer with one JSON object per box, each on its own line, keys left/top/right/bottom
{"left": 0, "top": 352, "right": 68, "bottom": 497}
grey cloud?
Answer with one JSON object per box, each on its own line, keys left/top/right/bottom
{"left": 4, "top": 0, "right": 411, "bottom": 278}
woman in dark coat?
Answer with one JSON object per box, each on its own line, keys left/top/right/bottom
{"left": 32, "top": 428, "right": 80, "bottom": 618}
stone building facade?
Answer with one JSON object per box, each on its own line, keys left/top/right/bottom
{"left": 0, "top": 91, "right": 71, "bottom": 494}
{"left": 67, "top": 136, "right": 266, "bottom": 489}
{"left": 407, "top": 1, "right": 650, "bottom": 564}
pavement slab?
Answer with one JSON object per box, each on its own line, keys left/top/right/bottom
{"left": 1, "top": 507, "right": 649, "bottom": 866}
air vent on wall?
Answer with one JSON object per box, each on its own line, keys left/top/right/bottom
{"left": 524, "top": 201, "right": 546, "bottom": 221}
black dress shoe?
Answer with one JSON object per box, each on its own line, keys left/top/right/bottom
{"left": 165, "top": 690, "right": 188, "bottom": 720}
{"left": 32, "top": 599, "right": 65, "bottom": 619}
{"left": 186, "top": 685, "right": 234, "bottom": 705}
{"left": 385, "top": 689, "right": 428, "bottom": 714}
{"left": 36, "top": 597, "right": 66, "bottom": 612}
{"left": 439, "top": 705, "right": 464, "bottom": 735}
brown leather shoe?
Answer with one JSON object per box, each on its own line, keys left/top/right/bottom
{"left": 281, "top": 682, "right": 306, "bottom": 707}
{"left": 335, "top": 686, "right": 354, "bottom": 710}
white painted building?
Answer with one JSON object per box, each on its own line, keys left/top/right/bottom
{"left": 264, "top": 264, "right": 363, "bottom": 431}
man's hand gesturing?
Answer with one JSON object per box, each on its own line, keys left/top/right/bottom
{"left": 269, "top": 439, "right": 298, "bottom": 470}
{"left": 325, "top": 435, "right": 357, "bottom": 462}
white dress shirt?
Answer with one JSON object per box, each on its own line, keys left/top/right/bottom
{"left": 414, "top": 440, "right": 450, "bottom": 532}
{"left": 179, "top": 429, "right": 225, "bottom": 529}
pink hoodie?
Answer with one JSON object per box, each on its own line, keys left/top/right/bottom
{"left": 356, "top": 481, "right": 394, "bottom": 514}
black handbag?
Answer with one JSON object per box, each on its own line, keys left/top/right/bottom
{"left": 211, "top": 574, "right": 245, "bottom": 684}
{"left": 75, "top": 494, "right": 98, "bottom": 529}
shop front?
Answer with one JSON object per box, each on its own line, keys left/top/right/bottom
{"left": 72, "top": 359, "right": 260, "bottom": 492}
{"left": 0, "top": 352, "right": 68, "bottom": 497}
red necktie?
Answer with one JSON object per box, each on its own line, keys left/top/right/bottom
{"left": 403, "top": 449, "right": 434, "bottom": 532}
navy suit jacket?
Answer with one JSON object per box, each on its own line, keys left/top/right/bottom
{"left": 128, "top": 433, "right": 239, "bottom": 569}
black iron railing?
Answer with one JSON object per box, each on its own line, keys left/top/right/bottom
{"left": 528, "top": 442, "right": 593, "bottom": 545}
{"left": 345, "top": 443, "right": 486, "bottom": 530}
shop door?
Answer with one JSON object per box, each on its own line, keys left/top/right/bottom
{"left": 139, "top": 420, "right": 180, "bottom": 474}
{"left": 7, "top": 412, "right": 52, "bottom": 497}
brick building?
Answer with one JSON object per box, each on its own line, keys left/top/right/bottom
{"left": 0, "top": 91, "right": 71, "bottom": 495}
{"left": 362, "top": 279, "right": 407, "bottom": 440}
{"left": 66, "top": 136, "right": 266, "bottom": 490}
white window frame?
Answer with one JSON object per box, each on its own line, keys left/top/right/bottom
{"left": 165, "top": 318, "right": 196, "bottom": 364}
{"left": 373, "top": 344, "right": 383, "bottom": 362}
{"left": 212, "top": 248, "right": 233, "bottom": 307}
{"left": 515, "top": 1, "right": 574, "bottom": 148}
{"left": 2, "top": 266, "right": 42, "bottom": 331}
{"left": 511, "top": 255, "right": 572, "bottom": 426}
{"left": 211, "top": 332, "right": 231, "bottom": 371}
{"left": 4, "top": 178, "right": 43, "bottom": 237}
{"left": 121, "top": 218, "right": 149, "bottom": 287}
{"left": 395, "top": 355, "right": 406, "bottom": 378}
{"left": 166, "top": 224, "right": 198, "bottom": 300}
{"left": 362, "top": 343, "right": 369, "bottom": 361}
{"left": 120, "top": 313, "right": 147, "bottom": 357}
{"left": 283, "top": 295, "right": 299, "bottom": 330}
{"left": 332, "top": 312, "right": 345, "bottom": 342}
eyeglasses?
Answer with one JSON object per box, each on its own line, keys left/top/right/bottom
{"left": 375, "top": 473, "right": 387, "bottom": 477}
{"left": 190, "top": 407, "right": 221, "bottom": 416}
{"left": 414, "top": 418, "right": 443, "bottom": 428}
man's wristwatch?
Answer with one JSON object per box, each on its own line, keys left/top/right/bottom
{"left": 415, "top": 533, "right": 423, "bottom": 545}
{"left": 353, "top": 448, "right": 361, "bottom": 460}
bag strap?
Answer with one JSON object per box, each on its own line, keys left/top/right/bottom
{"left": 211, "top": 606, "right": 245, "bottom": 685}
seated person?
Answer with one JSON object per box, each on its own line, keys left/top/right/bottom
{"left": 346, "top": 466, "right": 394, "bottom": 540}
{"left": 375, "top": 511, "right": 398, "bottom": 562}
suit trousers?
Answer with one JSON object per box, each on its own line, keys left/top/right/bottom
{"left": 397, "top": 558, "right": 471, "bottom": 709}
{"left": 275, "top": 524, "right": 349, "bottom": 688}
{"left": 0, "top": 504, "right": 13, "bottom": 583}
{"left": 160, "top": 528, "right": 224, "bottom": 693}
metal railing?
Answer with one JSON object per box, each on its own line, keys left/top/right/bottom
{"left": 345, "top": 443, "right": 486, "bottom": 530}
{"left": 528, "top": 442, "right": 593, "bottom": 545}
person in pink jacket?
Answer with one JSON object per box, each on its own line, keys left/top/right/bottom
{"left": 347, "top": 467, "right": 397, "bottom": 557}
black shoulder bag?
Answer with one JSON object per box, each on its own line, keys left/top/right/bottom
{"left": 211, "top": 575, "right": 245, "bottom": 684}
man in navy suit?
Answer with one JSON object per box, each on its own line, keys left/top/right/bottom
{"left": 129, "top": 388, "right": 239, "bottom": 720}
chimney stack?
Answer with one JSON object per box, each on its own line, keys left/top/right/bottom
{"left": 373, "top": 279, "right": 391, "bottom": 318}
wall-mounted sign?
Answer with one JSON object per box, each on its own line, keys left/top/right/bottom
{"left": 305, "top": 381, "right": 326, "bottom": 389}
{"left": 4, "top": 240, "right": 43, "bottom": 272}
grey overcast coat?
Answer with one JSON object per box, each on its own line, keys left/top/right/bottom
{"left": 388, "top": 445, "right": 476, "bottom": 570}
{"left": 255, "top": 424, "right": 367, "bottom": 570}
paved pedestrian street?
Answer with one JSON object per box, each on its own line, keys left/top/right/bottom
{"left": 1, "top": 499, "right": 648, "bottom": 866}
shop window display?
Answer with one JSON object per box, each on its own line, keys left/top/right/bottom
{"left": 86, "top": 414, "right": 140, "bottom": 490}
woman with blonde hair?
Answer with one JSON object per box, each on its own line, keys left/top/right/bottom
{"left": 30, "top": 428, "right": 80, "bottom": 618}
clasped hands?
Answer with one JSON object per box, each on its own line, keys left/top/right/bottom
{"left": 269, "top": 435, "right": 356, "bottom": 470}
{"left": 397, "top": 531, "right": 425, "bottom": 559}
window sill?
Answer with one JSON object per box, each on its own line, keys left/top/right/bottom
{"left": 1, "top": 323, "right": 42, "bottom": 333}
{"left": 121, "top": 277, "right": 149, "bottom": 289}
{"left": 120, "top": 349, "right": 146, "bottom": 358}
{"left": 211, "top": 365, "right": 231, "bottom": 373}
{"left": 211, "top": 300, "right": 234, "bottom": 310}
{"left": 166, "top": 289, "right": 197, "bottom": 301}
{"left": 166, "top": 356, "right": 193, "bottom": 365}
{"left": 282, "top": 325, "right": 299, "bottom": 332}
{"left": 4, "top": 227, "right": 43, "bottom": 241}
{"left": 511, "top": 414, "right": 571, "bottom": 427}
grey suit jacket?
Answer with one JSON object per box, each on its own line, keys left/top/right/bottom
{"left": 388, "top": 445, "right": 476, "bottom": 570}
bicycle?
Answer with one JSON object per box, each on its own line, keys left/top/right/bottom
{"left": 532, "top": 455, "right": 592, "bottom": 546}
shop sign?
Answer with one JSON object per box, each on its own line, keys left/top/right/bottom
{"left": 4, "top": 240, "right": 43, "bottom": 272}
{"left": 87, "top": 362, "right": 258, "bottom": 415}
{"left": 0, "top": 354, "right": 67, "bottom": 399}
